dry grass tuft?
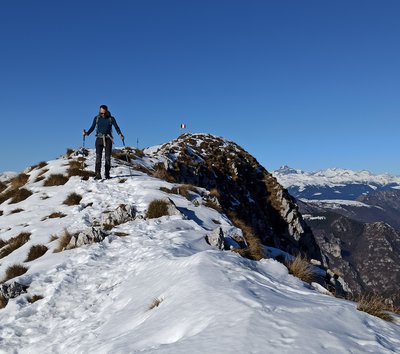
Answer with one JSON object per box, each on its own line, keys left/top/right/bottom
{"left": 0, "top": 232, "right": 31, "bottom": 259}
{"left": 114, "top": 232, "right": 130, "bottom": 237}
{"left": 42, "top": 212, "right": 67, "bottom": 221}
{"left": 10, "top": 188, "right": 33, "bottom": 204}
{"left": 153, "top": 163, "right": 174, "bottom": 181}
{"left": 228, "top": 213, "right": 264, "bottom": 261}
{"left": 10, "top": 173, "right": 29, "bottom": 189}
{"left": 63, "top": 193, "right": 82, "bottom": 206}
{"left": 30, "top": 161, "right": 48, "bottom": 171}
{"left": 0, "top": 295, "right": 8, "bottom": 309}
{"left": 9, "top": 208, "right": 24, "bottom": 214}
{"left": 285, "top": 255, "right": 315, "bottom": 284}
{"left": 3, "top": 264, "right": 29, "bottom": 282}
{"left": 357, "top": 293, "right": 394, "bottom": 322}
{"left": 66, "top": 148, "right": 74, "bottom": 157}
{"left": 148, "top": 297, "right": 164, "bottom": 310}
{"left": 25, "top": 244, "right": 48, "bottom": 262}
{"left": 28, "top": 295, "right": 44, "bottom": 303}
{"left": 0, "top": 181, "right": 7, "bottom": 194}
{"left": 209, "top": 188, "right": 220, "bottom": 199}
{"left": 54, "top": 229, "right": 73, "bottom": 252}
{"left": 43, "top": 174, "right": 69, "bottom": 187}
{"left": 0, "top": 188, "right": 33, "bottom": 205}
{"left": 146, "top": 199, "right": 169, "bottom": 219}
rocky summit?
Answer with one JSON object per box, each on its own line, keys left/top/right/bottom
{"left": 145, "top": 133, "right": 322, "bottom": 262}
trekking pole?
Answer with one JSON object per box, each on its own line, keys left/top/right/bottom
{"left": 81, "top": 131, "right": 86, "bottom": 170}
{"left": 122, "top": 138, "right": 133, "bottom": 177}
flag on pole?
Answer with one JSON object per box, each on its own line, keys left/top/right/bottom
{"left": 180, "top": 123, "right": 187, "bottom": 129}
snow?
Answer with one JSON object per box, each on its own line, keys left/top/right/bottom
{"left": 300, "top": 199, "right": 374, "bottom": 209}
{"left": 0, "top": 150, "right": 399, "bottom": 353}
{"left": 273, "top": 166, "right": 400, "bottom": 190}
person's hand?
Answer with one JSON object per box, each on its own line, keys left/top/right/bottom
{"left": 83, "top": 129, "right": 87, "bottom": 137}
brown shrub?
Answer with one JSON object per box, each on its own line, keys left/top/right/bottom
{"left": 148, "top": 297, "right": 164, "bottom": 310}
{"left": 63, "top": 193, "right": 82, "bottom": 206}
{"left": 10, "top": 188, "right": 33, "bottom": 204}
{"left": 0, "top": 295, "right": 8, "bottom": 309}
{"left": 25, "top": 244, "right": 48, "bottom": 262}
{"left": 153, "top": 163, "right": 174, "bottom": 181}
{"left": 146, "top": 199, "right": 169, "bottom": 219}
{"left": 357, "top": 293, "right": 394, "bottom": 322}
{"left": 228, "top": 213, "right": 264, "bottom": 261}
{"left": 43, "top": 174, "right": 69, "bottom": 186}
{"left": 285, "top": 255, "right": 315, "bottom": 284}
{"left": 30, "top": 161, "right": 47, "bottom": 171}
{"left": 42, "top": 212, "right": 67, "bottom": 220}
{"left": 3, "top": 264, "right": 29, "bottom": 282}
{"left": 0, "top": 181, "right": 7, "bottom": 193}
{"left": 0, "top": 238, "right": 6, "bottom": 248}
{"left": 209, "top": 188, "right": 220, "bottom": 199}
{"left": 54, "top": 229, "right": 73, "bottom": 252}
{"left": 9, "top": 208, "right": 24, "bottom": 214}
{"left": 66, "top": 148, "right": 74, "bottom": 157}
{"left": 0, "top": 232, "right": 31, "bottom": 259}
{"left": 10, "top": 173, "right": 29, "bottom": 189}
{"left": 28, "top": 295, "right": 44, "bottom": 303}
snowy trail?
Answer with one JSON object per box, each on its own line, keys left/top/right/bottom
{"left": 0, "top": 150, "right": 399, "bottom": 353}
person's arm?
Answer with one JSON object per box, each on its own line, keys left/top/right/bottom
{"left": 112, "top": 117, "right": 124, "bottom": 140}
{"left": 83, "top": 117, "right": 97, "bottom": 136}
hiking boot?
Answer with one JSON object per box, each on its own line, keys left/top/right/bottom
{"left": 105, "top": 175, "right": 111, "bottom": 180}
{"left": 94, "top": 175, "right": 102, "bottom": 180}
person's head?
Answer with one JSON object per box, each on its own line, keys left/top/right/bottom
{"left": 99, "top": 105, "right": 109, "bottom": 116}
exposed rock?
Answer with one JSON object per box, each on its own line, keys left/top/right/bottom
{"left": 0, "top": 282, "right": 29, "bottom": 299}
{"left": 101, "top": 204, "right": 136, "bottom": 228}
{"left": 152, "top": 133, "right": 323, "bottom": 262}
{"left": 206, "top": 227, "right": 225, "bottom": 250}
{"left": 66, "top": 227, "right": 108, "bottom": 249}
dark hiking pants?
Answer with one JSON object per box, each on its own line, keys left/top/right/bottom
{"left": 95, "top": 136, "right": 112, "bottom": 178}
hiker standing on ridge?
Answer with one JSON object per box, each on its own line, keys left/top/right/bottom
{"left": 83, "top": 105, "right": 124, "bottom": 180}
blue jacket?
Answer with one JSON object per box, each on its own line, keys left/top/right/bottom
{"left": 86, "top": 115, "right": 122, "bottom": 137}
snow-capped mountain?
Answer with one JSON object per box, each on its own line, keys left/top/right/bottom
{"left": 274, "top": 166, "right": 400, "bottom": 200}
{"left": 274, "top": 165, "right": 400, "bottom": 306}
{"left": 0, "top": 138, "right": 399, "bottom": 353}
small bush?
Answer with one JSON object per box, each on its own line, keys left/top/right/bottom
{"left": 0, "top": 232, "right": 31, "bottom": 259}
{"left": 9, "top": 208, "right": 24, "bottom": 214}
{"left": 285, "top": 255, "right": 315, "bottom": 284}
{"left": 42, "top": 212, "right": 67, "bottom": 220}
{"left": 54, "top": 229, "right": 73, "bottom": 252}
{"left": 153, "top": 163, "right": 171, "bottom": 181}
{"left": 63, "top": 193, "right": 82, "bottom": 206}
{"left": 114, "top": 232, "right": 130, "bottom": 237}
{"left": 28, "top": 295, "right": 44, "bottom": 303}
{"left": 10, "top": 188, "right": 33, "bottom": 204}
{"left": 148, "top": 297, "right": 164, "bottom": 310}
{"left": 10, "top": 173, "right": 29, "bottom": 189}
{"left": 43, "top": 174, "right": 69, "bottom": 187}
{"left": 0, "top": 181, "right": 7, "bottom": 193}
{"left": 146, "top": 199, "right": 169, "bottom": 219}
{"left": 0, "top": 295, "right": 8, "bottom": 309}
{"left": 30, "top": 161, "right": 47, "bottom": 171}
{"left": 66, "top": 148, "right": 74, "bottom": 157}
{"left": 25, "top": 244, "right": 48, "bottom": 262}
{"left": 3, "top": 264, "right": 29, "bottom": 282}
{"left": 229, "top": 213, "right": 264, "bottom": 261}
{"left": 357, "top": 293, "right": 394, "bottom": 322}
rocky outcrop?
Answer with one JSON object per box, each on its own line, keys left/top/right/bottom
{"left": 0, "top": 282, "right": 28, "bottom": 300}
{"left": 151, "top": 133, "right": 323, "bottom": 262}
{"left": 101, "top": 204, "right": 136, "bottom": 228}
{"left": 303, "top": 207, "right": 400, "bottom": 305}
{"left": 66, "top": 227, "right": 108, "bottom": 249}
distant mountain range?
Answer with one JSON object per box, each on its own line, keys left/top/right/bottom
{"left": 273, "top": 166, "right": 400, "bottom": 305}
{"left": 273, "top": 166, "right": 400, "bottom": 201}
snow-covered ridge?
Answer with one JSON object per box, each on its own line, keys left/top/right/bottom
{"left": 0, "top": 148, "right": 399, "bottom": 353}
{"left": 274, "top": 165, "right": 400, "bottom": 190}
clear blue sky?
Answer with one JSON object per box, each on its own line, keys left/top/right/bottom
{"left": 1, "top": 0, "right": 399, "bottom": 175}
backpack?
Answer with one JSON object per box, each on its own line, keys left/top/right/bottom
{"left": 96, "top": 115, "right": 113, "bottom": 137}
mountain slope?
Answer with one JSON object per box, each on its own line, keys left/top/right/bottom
{"left": 0, "top": 141, "right": 399, "bottom": 353}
